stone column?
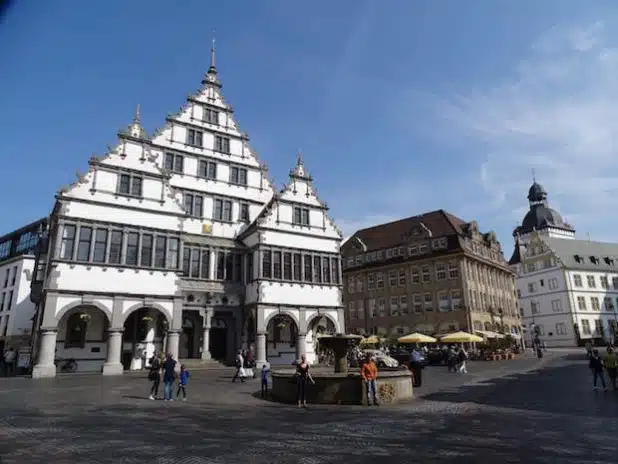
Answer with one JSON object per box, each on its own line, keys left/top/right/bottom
{"left": 32, "top": 328, "right": 58, "bottom": 379}
{"left": 255, "top": 331, "right": 267, "bottom": 368}
{"left": 102, "top": 329, "right": 124, "bottom": 376}
{"left": 201, "top": 309, "right": 212, "bottom": 360}
{"left": 166, "top": 330, "right": 181, "bottom": 361}
{"left": 296, "top": 332, "right": 307, "bottom": 361}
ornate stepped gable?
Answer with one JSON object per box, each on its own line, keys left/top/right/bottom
{"left": 55, "top": 103, "right": 187, "bottom": 217}
{"left": 56, "top": 40, "right": 282, "bottom": 221}
{"left": 239, "top": 153, "right": 343, "bottom": 239}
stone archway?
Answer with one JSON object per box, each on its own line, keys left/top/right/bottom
{"left": 121, "top": 307, "right": 170, "bottom": 371}
{"left": 266, "top": 314, "right": 299, "bottom": 365}
{"left": 55, "top": 305, "right": 111, "bottom": 373}
{"left": 305, "top": 314, "right": 337, "bottom": 365}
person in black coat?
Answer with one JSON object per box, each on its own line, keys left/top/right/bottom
{"left": 589, "top": 349, "right": 607, "bottom": 391}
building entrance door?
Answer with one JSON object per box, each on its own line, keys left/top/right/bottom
{"left": 209, "top": 318, "right": 227, "bottom": 361}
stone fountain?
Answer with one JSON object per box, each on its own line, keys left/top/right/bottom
{"left": 269, "top": 333, "right": 414, "bottom": 405}
{"left": 316, "top": 333, "right": 362, "bottom": 373}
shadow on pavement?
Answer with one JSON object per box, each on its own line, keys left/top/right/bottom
{"left": 421, "top": 360, "right": 618, "bottom": 418}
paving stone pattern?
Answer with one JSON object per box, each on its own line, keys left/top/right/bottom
{"left": 0, "top": 352, "right": 615, "bottom": 463}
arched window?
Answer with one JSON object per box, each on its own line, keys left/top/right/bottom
{"left": 65, "top": 313, "right": 87, "bottom": 348}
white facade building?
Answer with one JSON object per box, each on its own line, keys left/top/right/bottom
{"left": 510, "top": 182, "right": 618, "bottom": 347}
{"left": 0, "top": 219, "right": 46, "bottom": 355}
{"left": 31, "top": 45, "right": 344, "bottom": 378}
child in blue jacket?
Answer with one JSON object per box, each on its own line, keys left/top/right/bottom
{"left": 176, "top": 364, "right": 190, "bottom": 401}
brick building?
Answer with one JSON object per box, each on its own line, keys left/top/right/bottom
{"left": 341, "top": 210, "right": 522, "bottom": 340}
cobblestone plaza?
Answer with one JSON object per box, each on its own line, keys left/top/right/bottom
{"left": 0, "top": 353, "right": 616, "bottom": 463}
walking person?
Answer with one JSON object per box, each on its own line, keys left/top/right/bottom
{"left": 457, "top": 347, "right": 468, "bottom": 374}
{"left": 360, "top": 354, "right": 379, "bottom": 406}
{"left": 176, "top": 364, "right": 190, "bottom": 401}
{"left": 603, "top": 347, "right": 617, "bottom": 390}
{"left": 261, "top": 362, "right": 270, "bottom": 399}
{"left": 162, "top": 353, "right": 177, "bottom": 401}
{"left": 295, "top": 354, "right": 314, "bottom": 408}
{"left": 589, "top": 349, "right": 607, "bottom": 391}
{"left": 232, "top": 350, "right": 245, "bottom": 383}
{"left": 148, "top": 352, "right": 162, "bottom": 400}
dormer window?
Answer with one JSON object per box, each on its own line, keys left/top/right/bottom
{"left": 186, "top": 129, "right": 203, "bottom": 147}
{"left": 215, "top": 135, "right": 230, "bottom": 154}
{"left": 203, "top": 108, "right": 219, "bottom": 124}
{"left": 293, "top": 207, "right": 309, "bottom": 226}
{"left": 590, "top": 256, "right": 599, "bottom": 265}
{"left": 165, "top": 153, "right": 184, "bottom": 173}
{"left": 574, "top": 255, "right": 582, "bottom": 263}
{"left": 118, "top": 174, "right": 143, "bottom": 197}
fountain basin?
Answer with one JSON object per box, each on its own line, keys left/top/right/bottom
{"left": 270, "top": 367, "right": 414, "bottom": 405}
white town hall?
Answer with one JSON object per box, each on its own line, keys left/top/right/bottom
{"left": 31, "top": 44, "right": 344, "bottom": 378}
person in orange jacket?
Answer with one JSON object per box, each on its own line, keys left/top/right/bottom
{"left": 360, "top": 354, "right": 379, "bottom": 406}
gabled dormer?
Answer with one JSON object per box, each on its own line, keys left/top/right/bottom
{"left": 54, "top": 106, "right": 186, "bottom": 218}
{"left": 238, "top": 153, "right": 342, "bottom": 243}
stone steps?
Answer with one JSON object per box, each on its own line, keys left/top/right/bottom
{"left": 178, "top": 359, "right": 232, "bottom": 370}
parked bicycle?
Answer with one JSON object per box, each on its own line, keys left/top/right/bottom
{"left": 54, "top": 357, "right": 78, "bottom": 373}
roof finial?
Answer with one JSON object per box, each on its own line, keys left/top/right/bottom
{"left": 531, "top": 167, "right": 536, "bottom": 183}
{"left": 297, "top": 149, "right": 303, "bottom": 166}
{"left": 209, "top": 29, "right": 216, "bottom": 72}
{"left": 133, "top": 103, "right": 141, "bottom": 124}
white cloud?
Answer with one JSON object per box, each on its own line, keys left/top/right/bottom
{"left": 435, "top": 21, "right": 618, "bottom": 239}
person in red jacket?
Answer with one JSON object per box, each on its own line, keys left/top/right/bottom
{"left": 360, "top": 354, "right": 379, "bottom": 406}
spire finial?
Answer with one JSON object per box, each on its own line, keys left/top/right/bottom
{"left": 531, "top": 168, "right": 536, "bottom": 183}
{"left": 297, "top": 149, "right": 303, "bottom": 166}
{"left": 209, "top": 29, "right": 216, "bottom": 71}
{"left": 133, "top": 103, "right": 141, "bottom": 124}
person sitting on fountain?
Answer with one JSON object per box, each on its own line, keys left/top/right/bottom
{"left": 360, "top": 353, "right": 379, "bottom": 406}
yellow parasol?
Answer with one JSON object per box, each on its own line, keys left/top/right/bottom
{"left": 397, "top": 332, "right": 437, "bottom": 344}
{"left": 439, "top": 331, "right": 484, "bottom": 343}
{"left": 360, "top": 335, "right": 379, "bottom": 345}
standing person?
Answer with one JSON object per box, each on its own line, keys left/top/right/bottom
{"left": 260, "top": 362, "right": 270, "bottom": 399}
{"left": 603, "top": 347, "right": 617, "bottom": 390}
{"left": 360, "top": 354, "right": 379, "bottom": 406}
{"left": 447, "top": 348, "right": 457, "bottom": 373}
{"left": 176, "top": 364, "right": 190, "bottom": 401}
{"left": 232, "top": 350, "right": 245, "bottom": 383}
{"left": 148, "top": 352, "right": 162, "bottom": 400}
{"left": 585, "top": 341, "right": 593, "bottom": 359}
{"left": 589, "top": 349, "right": 607, "bottom": 391}
{"left": 162, "top": 353, "right": 177, "bottom": 401}
{"left": 457, "top": 347, "right": 468, "bottom": 374}
{"left": 246, "top": 346, "right": 255, "bottom": 379}
{"left": 296, "top": 354, "right": 314, "bottom": 408}
{"left": 408, "top": 347, "right": 423, "bottom": 387}
{"left": 3, "top": 347, "right": 15, "bottom": 377}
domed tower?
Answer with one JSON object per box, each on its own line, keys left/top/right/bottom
{"left": 509, "top": 179, "right": 575, "bottom": 264}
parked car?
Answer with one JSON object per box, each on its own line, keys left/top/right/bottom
{"left": 426, "top": 349, "right": 447, "bottom": 366}
{"left": 363, "top": 349, "right": 399, "bottom": 368}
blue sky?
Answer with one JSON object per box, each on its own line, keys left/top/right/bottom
{"left": 2, "top": 1, "right": 617, "bottom": 255}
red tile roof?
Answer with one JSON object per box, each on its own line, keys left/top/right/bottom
{"left": 345, "top": 209, "right": 467, "bottom": 251}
